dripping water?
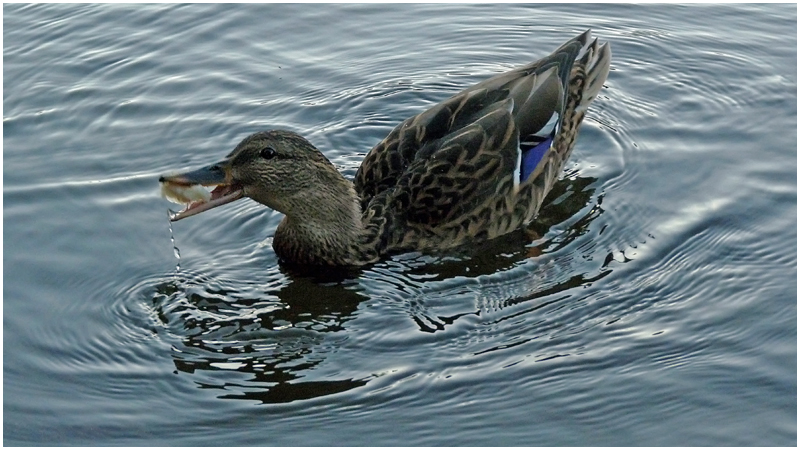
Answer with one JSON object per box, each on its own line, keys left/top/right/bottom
{"left": 167, "top": 208, "right": 181, "bottom": 274}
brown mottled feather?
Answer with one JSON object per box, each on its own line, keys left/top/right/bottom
{"left": 354, "top": 30, "right": 611, "bottom": 259}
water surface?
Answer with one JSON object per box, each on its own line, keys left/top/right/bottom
{"left": 4, "top": 4, "right": 796, "bottom": 446}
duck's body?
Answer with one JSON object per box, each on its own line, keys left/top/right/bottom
{"left": 160, "top": 30, "right": 611, "bottom": 266}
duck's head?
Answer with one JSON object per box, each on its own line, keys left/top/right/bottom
{"left": 160, "top": 130, "right": 352, "bottom": 222}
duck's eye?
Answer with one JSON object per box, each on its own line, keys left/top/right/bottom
{"left": 260, "top": 147, "right": 277, "bottom": 160}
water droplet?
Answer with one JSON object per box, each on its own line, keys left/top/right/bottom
{"left": 167, "top": 209, "right": 181, "bottom": 274}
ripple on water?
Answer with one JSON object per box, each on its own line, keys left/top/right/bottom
{"left": 4, "top": 3, "right": 795, "bottom": 445}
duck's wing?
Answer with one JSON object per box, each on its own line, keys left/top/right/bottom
{"left": 393, "top": 96, "right": 520, "bottom": 228}
{"left": 354, "top": 31, "right": 592, "bottom": 213}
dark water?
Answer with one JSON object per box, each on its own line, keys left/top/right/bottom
{"left": 4, "top": 4, "right": 796, "bottom": 446}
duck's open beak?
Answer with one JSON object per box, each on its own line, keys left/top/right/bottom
{"left": 159, "top": 160, "right": 244, "bottom": 222}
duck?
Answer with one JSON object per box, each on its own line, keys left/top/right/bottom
{"left": 159, "top": 30, "right": 611, "bottom": 266}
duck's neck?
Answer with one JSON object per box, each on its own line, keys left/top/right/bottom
{"left": 272, "top": 179, "right": 367, "bottom": 266}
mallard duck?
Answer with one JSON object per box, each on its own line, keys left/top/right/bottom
{"left": 160, "top": 30, "right": 611, "bottom": 266}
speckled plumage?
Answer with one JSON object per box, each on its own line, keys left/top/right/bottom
{"left": 160, "top": 30, "right": 611, "bottom": 266}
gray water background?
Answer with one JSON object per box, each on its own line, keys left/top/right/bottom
{"left": 4, "top": 3, "right": 796, "bottom": 446}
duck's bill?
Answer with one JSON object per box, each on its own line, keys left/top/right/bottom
{"left": 159, "top": 163, "right": 244, "bottom": 222}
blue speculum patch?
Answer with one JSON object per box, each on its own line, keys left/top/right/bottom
{"left": 520, "top": 135, "right": 552, "bottom": 182}
{"left": 519, "top": 110, "right": 559, "bottom": 183}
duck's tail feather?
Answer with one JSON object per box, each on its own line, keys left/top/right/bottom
{"left": 575, "top": 32, "right": 611, "bottom": 113}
